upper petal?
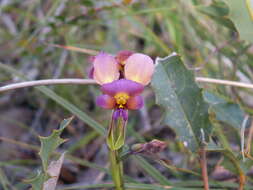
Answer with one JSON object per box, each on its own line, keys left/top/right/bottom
{"left": 124, "top": 53, "right": 154, "bottom": 85}
{"left": 115, "top": 50, "right": 134, "bottom": 65}
{"left": 93, "top": 52, "right": 120, "bottom": 85}
{"left": 101, "top": 79, "right": 144, "bottom": 96}
{"left": 126, "top": 95, "right": 144, "bottom": 110}
{"left": 96, "top": 94, "right": 116, "bottom": 109}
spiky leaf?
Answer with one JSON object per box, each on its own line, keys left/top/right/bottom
{"left": 39, "top": 117, "right": 73, "bottom": 171}
{"left": 25, "top": 172, "right": 46, "bottom": 190}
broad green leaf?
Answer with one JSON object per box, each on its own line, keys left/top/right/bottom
{"left": 151, "top": 53, "right": 212, "bottom": 151}
{"left": 39, "top": 117, "right": 73, "bottom": 171}
{"left": 203, "top": 91, "right": 245, "bottom": 130}
{"left": 224, "top": 0, "right": 253, "bottom": 43}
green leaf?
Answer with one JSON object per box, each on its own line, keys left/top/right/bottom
{"left": 224, "top": 0, "right": 253, "bottom": 43}
{"left": 196, "top": 1, "right": 236, "bottom": 29}
{"left": 203, "top": 91, "right": 245, "bottom": 130}
{"left": 39, "top": 117, "right": 73, "bottom": 171}
{"left": 151, "top": 53, "right": 212, "bottom": 151}
{"left": 24, "top": 172, "right": 46, "bottom": 190}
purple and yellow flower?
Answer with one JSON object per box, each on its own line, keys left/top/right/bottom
{"left": 91, "top": 51, "right": 154, "bottom": 121}
{"left": 96, "top": 79, "right": 144, "bottom": 120}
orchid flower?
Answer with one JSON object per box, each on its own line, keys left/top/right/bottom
{"left": 91, "top": 51, "right": 154, "bottom": 121}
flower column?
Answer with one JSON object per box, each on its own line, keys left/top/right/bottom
{"left": 91, "top": 51, "right": 154, "bottom": 190}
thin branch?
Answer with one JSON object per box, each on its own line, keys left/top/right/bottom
{"left": 196, "top": 77, "right": 253, "bottom": 89}
{"left": 1, "top": 77, "right": 253, "bottom": 93}
{"left": 0, "top": 79, "right": 97, "bottom": 93}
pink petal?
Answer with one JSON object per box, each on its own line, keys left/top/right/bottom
{"left": 115, "top": 50, "right": 134, "bottom": 65}
{"left": 126, "top": 95, "right": 144, "bottom": 110}
{"left": 124, "top": 53, "right": 154, "bottom": 85}
{"left": 101, "top": 79, "right": 144, "bottom": 96}
{"left": 93, "top": 52, "right": 120, "bottom": 85}
{"left": 96, "top": 94, "right": 116, "bottom": 109}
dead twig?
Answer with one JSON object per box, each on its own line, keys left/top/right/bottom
{"left": 0, "top": 79, "right": 97, "bottom": 93}
{"left": 196, "top": 77, "right": 253, "bottom": 90}
{"left": 199, "top": 146, "right": 209, "bottom": 190}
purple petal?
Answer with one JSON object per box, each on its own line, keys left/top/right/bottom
{"left": 101, "top": 79, "right": 144, "bottom": 96}
{"left": 96, "top": 94, "right": 115, "bottom": 109}
{"left": 126, "top": 95, "right": 144, "bottom": 110}
{"left": 113, "top": 109, "right": 128, "bottom": 121}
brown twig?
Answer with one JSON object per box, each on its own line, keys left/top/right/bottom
{"left": 199, "top": 146, "right": 209, "bottom": 190}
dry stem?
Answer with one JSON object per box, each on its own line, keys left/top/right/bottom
{"left": 0, "top": 79, "right": 97, "bottom": 93}
{"left": 196, "top": 77, "right": 253, "bottom": 89}
{"left": 199, "top": 146, "right": 209, "bottom": 190}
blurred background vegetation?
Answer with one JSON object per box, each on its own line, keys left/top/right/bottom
{"left": 0, "top": 0, "right": 253, "bottom": 189}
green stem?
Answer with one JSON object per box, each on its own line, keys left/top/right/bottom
{"left": 109, "top": 149, "right": 124, "bottom": 190}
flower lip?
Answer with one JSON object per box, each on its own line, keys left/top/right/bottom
{"left": 101, "top": 79, "right": 144, "bottom": 96}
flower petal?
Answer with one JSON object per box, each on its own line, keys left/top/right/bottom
{"left": 126, "top": 95, "right": 144, "bottom": 110}
{"left": 115, "top": 50, "right": 133, "bottom": 65}
{"left": 101, "top": 79, "right": 144, "bottom": 96}
{"left": 93, "top": 52, "right": 120, "bottom": 84}
{"left": 124, "top": 53, "right": 154, "bottom": 85}
{"left": 96, "top": 94, "right": 116, "bottom": 109}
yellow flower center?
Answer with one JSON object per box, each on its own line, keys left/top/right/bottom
{"left": 114, "top": 92, "right": 129, "bottom": 108}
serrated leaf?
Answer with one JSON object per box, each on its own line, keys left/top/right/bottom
{"left": 25, "top": 172, "right": 46, "bottom": 190}
{"left": 151, "top": 53, "right": 212, "bottom": 151}
{"left": 203, "top": 91, "right": 245, "bottom": 130}
{"left": 224, "top": 0, "right": 253, "bottom": 43}
{"left": 39, "top": 117, "right": 73, "bottom": 171}
{"left": 43, "top": 153, "right": 65, "bottom": 190}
